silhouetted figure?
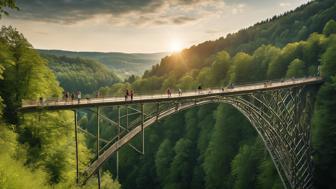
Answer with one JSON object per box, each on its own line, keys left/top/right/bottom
{"left": 198, "top": 85, "right": 202, "bottom": 94}
{"left": 65, "top": 92, "right": 69, "bottom": 103}
{"left": 227, "top": 83, "right": 234, "bottom": 89}
{"left": 167, "top": 88, "right": 171, "bottom": 97}
{"left": 178, "top": 88, "right": 182, "bottom": 96}
{"left": 125, "top": 89, "right": 129, "bottom": 101}
{"left": 96, "top": 91, "right": 100, "bottom": 98}
{"left": 39, "top": 97, "right": 43, "bottom": 106}
{"left": 71, "top": 93, "right": 75, "bottom": 103}
{"left": 208, "top": 88, "right": 212, "bottom": 94}
{"left": 130, "top": 90, "right": 134, "bottom": 101}
{"left": 77, "top": 91, "right": 81, "bottom": 103}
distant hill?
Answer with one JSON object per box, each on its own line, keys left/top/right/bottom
{"left": 38, "top": 49, "right": 169, "bottom": 79}
{"left": 44, "top": 55, "right": 120, "bottom": 94}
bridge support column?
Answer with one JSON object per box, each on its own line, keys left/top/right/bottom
{"left": 117, "top": 106, "right": 120, "bottom": 180}
{"left": 126, "top": 105, "right": 129, "bottom": 130}
{"left": 96, "top": 107, "right": 101, "bottom": 189}
{"left": 74, "top": 110, "right": 79, "bottom": 184}
{"left": 141, "top": 104, "right": 144, "bottom": 154}
{"left": 156, "top": 103, "right": 159, "bottom": 121}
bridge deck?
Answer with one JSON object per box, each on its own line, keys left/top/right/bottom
{"left": 20, "top": 77, "right": 323, "bottom": 112}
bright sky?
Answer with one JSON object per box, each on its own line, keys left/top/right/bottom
{"left": 2, "top": 0, "right": 309, "bottom": 53}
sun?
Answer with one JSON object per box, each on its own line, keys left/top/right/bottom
{"left": 169, "top": 40, "right": 183, "bottom": 52}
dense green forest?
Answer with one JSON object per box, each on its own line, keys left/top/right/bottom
{"left": 39, "top": 50, "right": 168, "bottom": 79}
{"left": 89, "top": 1, "right": 336, "bottom": 189}
{"left": 44, "top": 55, "right": 120, "bottom": 94}
{"left": 1, "top": 0, "right": 336, "bottom": 189}
{"left": 0, "top": 26, "right": 120, "bottom": 188}
{"left": 144, "top": 0, "right": 336, "bottom": 79}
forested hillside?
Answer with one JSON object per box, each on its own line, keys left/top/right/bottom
{"left": 145, "top": 0, "right": 336, "bottom": 78}
{"left": 44, "top": 55, "right": 120, "bottom": 94}
{"left": 0, "top": 26, "right": 120, "bottom": 189}
{"left": 92, "top": 1, "right": 336, "bottom": 188}
{"left": 1, "top": 0, "right": 336, "bottom": 189}
{"left": 39, "top": 50, "right": 169, "bottom": 78}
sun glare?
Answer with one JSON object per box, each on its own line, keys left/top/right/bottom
{"left": 169, "top": 40, "right": 183, "bottom": 52}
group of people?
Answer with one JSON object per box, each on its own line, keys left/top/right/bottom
{"left": 167, "top": 88, "right": 183, "bottom": 97}
{"left": 125, "top": 89, "right": 134, "bottom": 101}
{"left": 63, "top": 91, "right": 82, "bottom": 103}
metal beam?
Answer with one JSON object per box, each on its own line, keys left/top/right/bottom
{"left": 96, "top": 107, "right": 101, "bottom": 189}
{"left": 74, "top": 110, "right": 79, "bottom": 184}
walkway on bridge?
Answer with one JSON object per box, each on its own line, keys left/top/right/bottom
{"left": 20, "top": 77, "right": 323, "bottom": 112}
{"left": 19, "top": 76, "right": 324, "bottom": 189}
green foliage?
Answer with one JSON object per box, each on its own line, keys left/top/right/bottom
{"left": 165, "top": 138, "right": 194, "bottom": 189}
{"left": 145, "top": 0, "right": 336, "bottom": 78}
{"left": 312, "top": 77, "right": 336, "bottom": 188}
{"left": 231, "top": 143, "right": 260, "bottom": 189}
{"left": 323, "top": 19, "right": 336, "bottom": 36}
{"left": 0, "top": 26, "right": 120, "bottom": 189}
{"left": 2, "top": 1, "right": 336, "bottom": 188}
{"left": 229, "top": 52, "right": 253, "bottom": 83}
{"left": 39, "top": 49, "right": 168, "bottom": 79}
{"left": 155, "top": 139, "right": 174, "bottom": 184}
{"left": 0, "top": 125, "right": 49, "bottom": 189}
{"left": 45, "top": 55, "right": 120, "bottom": 94}
{"left": 257, "top": 158, "right": 283, "bottom": 189}
{"left": 0, "top": 26, "right": 61, "bottom": 124}
{"left": 203, "top": 104, "right": 254, "bottom": 189}
{"left": 100, "top": 172, "right": 122, "bottom": 189}
{"left": 0, "top": 0, "right": 18, "bottom": 18}
{"left": 320, "top": 35, "right": 336, "bottom": 78}
{"left": 286, "top": 58, "right": 306, "bottom": 78}
{"left": 98, "top": 21, "right": 336, "bottom": 189}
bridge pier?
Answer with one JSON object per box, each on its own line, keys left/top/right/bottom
{"left": 74, "top": 110, "right": 79, "bottom": 184}
{"left": 117, "top": 106, "right": 120, "bottom": 180}
{"left": 141, "top": 104, "right": 144, "bottom": 154}
{"left": 96, "top": 107, "right": 101, "bottom": 189}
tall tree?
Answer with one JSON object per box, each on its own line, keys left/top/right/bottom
{"left": 0, "top": 0, "right": 17, "bottom": 18}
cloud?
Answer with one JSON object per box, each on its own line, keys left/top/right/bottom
{"left": 172, "top": 16, "right": 198, "bottom": 24}
{"left": 7, "top": 0, "right": 285, "bottom": 26}
{"left": 9, "top": 0, "right": 220, "bottom": 25}
{"left": 280, "top": 2, "right": 291, "bottom": 7}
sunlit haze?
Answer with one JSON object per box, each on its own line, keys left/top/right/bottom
{"left": 169, "top": 39, "right": 183, "bottom": 52}
{"left": 2, "top": 0, "right": 309, "bottom": 53}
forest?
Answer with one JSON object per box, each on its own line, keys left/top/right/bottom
{"left": 39, "top": 50, "right": 168, "bottom": 79}
{"left": 0, "top": 26, "right": 120, "bottom": 188}
{"left": 44, "top": 55, "right": 120, "bottom": 94}
{"left": 92, "top": 1, "right": 336, "bottom": 189}
{"left": 0, "top": 0, "right": 336, "bottom": 189}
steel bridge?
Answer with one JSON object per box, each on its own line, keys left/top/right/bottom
{"left": 20, "top": 77, "right": 323, "bottom": 189}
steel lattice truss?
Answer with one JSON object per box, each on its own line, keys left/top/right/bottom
{"left": 221, "top": 87, "right": 314, "bottom": 189}
{"left": 76, "top": 85, "right": 316, "bottom": 189}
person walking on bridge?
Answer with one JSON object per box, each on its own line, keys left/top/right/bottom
{"left": 77, "top": 91, "right": 81, "bottom": 104}
{"left": 71, "top": 93, "right": 75, "bottom": 103}
{"left": 125, "top": 89, "right": 129, "bottom": 101}
{"left": 130, "top": 90, "right": 134, "bottom": 101}
{"left": 198, "top": 85, "right": 202, "bottom": 94}
{"left": 167, "top": 88, "right": 172, "bottom": 98}
{"left": 317, "top": 65, "right": 321, "bottom": 76}
{"left": 64, "top": 92, "right": 69, "bottom": 103}
{"left": 178, "top": 88, "right": 182, "bottom": 96}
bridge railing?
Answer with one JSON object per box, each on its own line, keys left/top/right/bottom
{"left": 21, "top": 76, "right": 322, "bottom": 107}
